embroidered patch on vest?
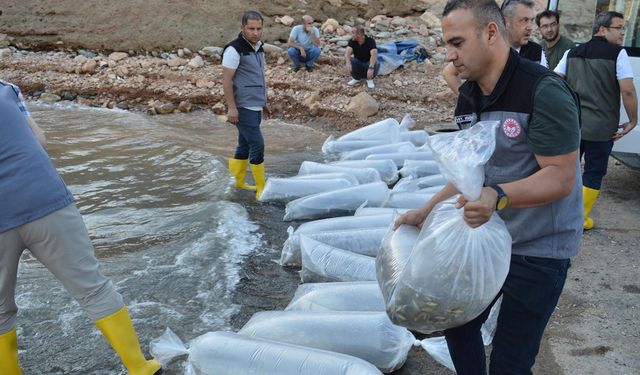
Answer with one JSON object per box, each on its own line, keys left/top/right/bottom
{"left": 502, "top": 118, "right": 521, "bottom": 138}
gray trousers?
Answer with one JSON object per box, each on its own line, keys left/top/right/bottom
{"left": 0, "top": 203, "right": 123, "bottom": 334}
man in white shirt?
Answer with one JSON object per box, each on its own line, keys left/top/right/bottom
{"left": 554, "top": 11, "right": 637, "bottom": 230}
{"left": 222, "top": 10, "right": 270, "bottom": 200}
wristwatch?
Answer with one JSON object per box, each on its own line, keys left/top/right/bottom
{"left": 368, "top": 65, "right": 375, "bottom": 69}
{"left": 489, "top": 184, "right": 508, "bottom": 211}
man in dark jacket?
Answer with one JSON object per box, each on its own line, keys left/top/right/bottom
{"left": 223, "top": 10, "right": 270, "bottom": 200}
{"left": 396, "top": 1, "right": 582, "bottom": 373}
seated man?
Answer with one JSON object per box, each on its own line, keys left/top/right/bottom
{"left": 287, "top": 15, "right": 321, "bottom": 73}
{"left": 344, "top": 26, "right": 379, "bottom": 89}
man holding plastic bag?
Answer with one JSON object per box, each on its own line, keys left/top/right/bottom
{"left": 393, "top": 1, "right": 582, "bottom": 374}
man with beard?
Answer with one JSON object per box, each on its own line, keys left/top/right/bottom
{"left": 536, "top": 10, "right": 575, "bottom": 70}
{"left": 223, "top": 10, "right": 270, "bottom": 200}
{"left": 444, "top": 0, "right": 548, "bottom": 94}
{"left": 554, "top": 11, "right": 637, "bottom": 230}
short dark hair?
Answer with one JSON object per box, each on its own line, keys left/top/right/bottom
{"left": 241, "top": 10, "right": 263, "bottom": 25}
{"left": 500, "top": 0, "right": 534, "bottom": 20}
{"left": 443, "top": 0, "right": 506, "bottom": 36}
{"left": 353, "top": 26, "right": 367, "bottom": 35}
{"left": 535, "top": 9, "right": 560, "bottom": 27}
{"left": 593, "top": 11, "right": 624, "bottom": 35}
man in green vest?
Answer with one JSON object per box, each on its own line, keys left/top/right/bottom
{"left": 536, "top": 10, "right": 575, "bottom": 70}
{"left": 555, "top": 11, "right": 638, "bottom": 230}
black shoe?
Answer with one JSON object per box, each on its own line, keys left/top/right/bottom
{"left": 292, "top": 67, "right": 300, "bottom": 73}
{"left": 306, "top": 66, "right": 313, "bottom": 73}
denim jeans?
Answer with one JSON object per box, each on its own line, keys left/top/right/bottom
{"left": 234, "top": 108, "right": 264, "bottom": 164}
{"left": 580, "top": 139, "right": 614, "bottom": 189}
{"left": 350, "top": 58, "right": 380, "bottom": 80}
{"left": 287, "top": 47, "right": 321, "bottom": 70}
{"left": 444, "top": 254, "right": 571, "bottom": 375}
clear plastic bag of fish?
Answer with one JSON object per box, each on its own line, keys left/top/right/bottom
{"left": 330, "top": 159, "right": 399, "bottom": 185}
{"left": 322, "top": 135, "right": 388, "bottom": 154}
{"left": 400, "top": 130, "right": 429, "bottom": 146}
{"left": 338, "top": 117, "right": 401, "bottom": 142}
{"left": 281, "top": 226, "right": 387, "bottom": 266}
{"left": 384, "top": 192, "right": 435, "bottom": 209}
{"left": 392, "top": 174, "right": 447, "bottom": 192}
{"left": 239, "top": 311, "right": 418, "bottom": 373}
{"left": 377, "top": 121, "right": 512, "bottom": 334}
{"left": 298, "top": 161, "right": 381, "bottom": 184}
{"left": 283, "top": 182, "right": 390, "bottom": 221}
{"left": 355, "top": 207, "right": 411, "bottom": 216}
{"left": 365, "top": 151, "right": 433, "bottom": 167}
{"left": 340, "top": 142, "right": 416, "bottom": 161}
{"left": 292, "top": 172, "right": 360, "bottom": 185}
{"left": 259, "top": 176, "right": 355, "bottom": 202}
{"left": 399, "top": 160, "right": 441, "bottom": 179}
{"left": 280, "top": 213, "right": 392, "bottom": 266}
{"left": 150, "top": 328, "right": 382, "bottom": 375}
{"left": 399, "top": 114, "right": 416, "bottom": 131}
{"left": 285, "top": 281, "right": 385, "bottom": 312}
{"left": 300, "top": 235, "right": 376, "bottom": 282}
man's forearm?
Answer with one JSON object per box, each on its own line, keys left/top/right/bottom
{"left": 622, "top": 89, "right": 638, "bottom": 126}
{"left": 222, "top": 78, "right": 236, "bottom": 111}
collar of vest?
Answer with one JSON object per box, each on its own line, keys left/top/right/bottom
{"left": 228, "top": 33, "right": 264, "bottom": 54}
{"left": 591, "top": 36, "right": 607, "bottom": 44}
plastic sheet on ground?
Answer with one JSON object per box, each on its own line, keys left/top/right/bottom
{"left": 330, "top": 159, "right": 399, "bottom": 185}
{"left": 300, "top": 235, "right": 376, "bottom": 282}
{"left": 399, "top": 160, "right": 441, "bottom": 179}
{"left": 377, "top": 121, "right": 512, "bottom": 334}
{"left": 260, "top": 176, "right": 355, "bottom": 202}
{"left": 384, "top": 192, "right": 435, "bottom": 209}
{"left": 340, "top": 142, "right": 416, "bottom": 161}
{"left": 376, "top": 39, "right": 429, "bottom": 76}
{"left": 365, "top": 151, "right": 433, "bottom": 167}
{"left": 392, "top": 174, "right": 447, "bottom": 192}
{"left": 322, "top": 136, "right": 388, "bottom": 154}
{"left": 298, "top": 161, "right": 381, "bottom": 184}
{"left": 280, "top": 214, "right": 393, "bottom": 266}
{"left": 239, "top": 311, "right": 417, "bottom": 373}
{"left": 285, "top": 281, "right": 385, "bottom": 312}
{"left": 150, "top": 328, "right": 382, "bottom": 375}
{"left": 337, "top": 118, "right": 401, "bottom": 142}
{"left": 284, "top": 182, "right": 390, "bottom": 221}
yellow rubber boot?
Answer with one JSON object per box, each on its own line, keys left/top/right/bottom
{"left": 0, "top": 329, "right": 21, "bottom": 375}
{"left": 250, "top": 162, "right": 266, "bottom": 200}
{"left": 228, "top": 158, "right": 256, "bottom": 190}
{"left": 582, "top": 186, "right": 600, "bottom": 230}
{"left": 95, "top": 307, "right": 161, "bottom": 375}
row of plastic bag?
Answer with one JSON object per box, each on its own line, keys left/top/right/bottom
{"left": 148, "top": 119, "right": 512, "bottom": 375}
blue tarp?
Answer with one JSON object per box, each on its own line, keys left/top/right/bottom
{"left": 376, "top": 39, "right": 429, "bottom": 75}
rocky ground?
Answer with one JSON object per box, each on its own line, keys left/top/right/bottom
{"left": 0, "top": 14, "right": 457, "bottom": 134}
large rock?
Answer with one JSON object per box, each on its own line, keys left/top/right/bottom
{"left": 420, "top": 11, "right": 441, "bottom": 28}
{"left": 347, "top": 92, "right": 379, "bottom": 117}
{"left": 0, "top": 48, "right": 12, "bottom": 59}
{"left": 108, "top": 51, "right": 129, "bottom": 61}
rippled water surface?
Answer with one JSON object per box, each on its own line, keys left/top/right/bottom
{"left": 15, "top": 103, "right": 326, "bottom": 374}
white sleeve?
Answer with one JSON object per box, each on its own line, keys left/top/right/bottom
{"left": 540, "top": 50, "right": 549, "bottom": 68}
{"left": 553, "top": 50, "right": 569, "bottom": 75}
{"left": 616, "top": 49, "right": 634, "bottom": 80}
{"left": 222, "top": 47, "right": 240, "bottom": 69}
